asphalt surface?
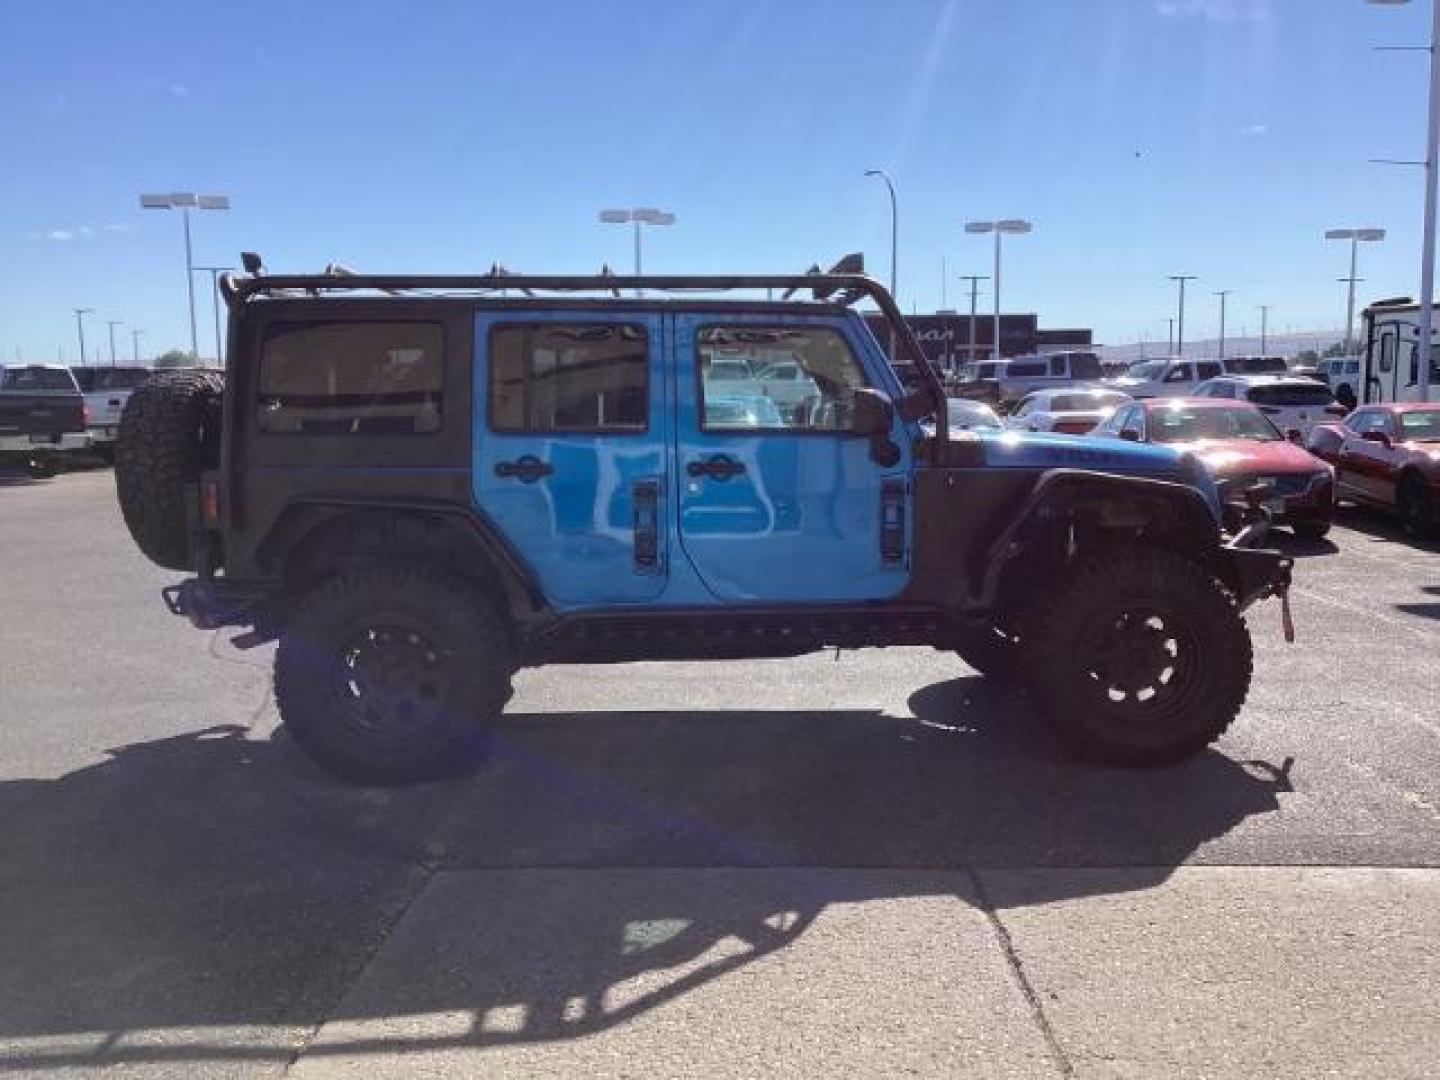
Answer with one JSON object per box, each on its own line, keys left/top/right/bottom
{"left": 2, "top": 465, "right": 1438, "bottom": 1077}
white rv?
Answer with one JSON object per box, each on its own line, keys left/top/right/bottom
{"left": 1359, "top": 297, "right": 1440, "bottom": 405}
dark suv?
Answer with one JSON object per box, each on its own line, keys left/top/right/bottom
{"left": 115, "top": 256, "right": 1291, "bottom": 785}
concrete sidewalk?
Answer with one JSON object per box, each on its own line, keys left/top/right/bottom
{"left": 285, "top": 866, "right": 1440, "bottom": 1079}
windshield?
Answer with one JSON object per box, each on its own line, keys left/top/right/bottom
{"left": 1126, "top": 362, "right": 1165, "bottom": 380}
{"left": 1, "top": 367, "right": 76, "bottom": 391}
{"left": 1399, "top": 410, "right": 1440, "bottom": 441}
{"left": 958, "top": 362, "right": 998, "bottom": 381}
{"left": 1048, "top": 392, "right": 1128, "bottom": 412}
{"left": 1148, "top": 405, "right": 1282, "bottom": 443}
{"left": 946, "top": 400, "right": 1002, "bottom": 428}
{"left": 1246, "top": 383, "right": 1335, "bottom": 407}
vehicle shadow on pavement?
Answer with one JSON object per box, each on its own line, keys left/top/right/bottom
{"left": 1336, "top": 505, "right": 1440, "bottom": 554}
{"left": 1270, "top": 532, "right": 1339, "bottom": 558}
{"left": 0, "top": 688, "right": 1294, "bottom": 1069}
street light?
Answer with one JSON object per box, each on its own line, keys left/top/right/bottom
{"left": 1215, "top": 290, "right": 1233, "bottom": 363}
{"left": 863, "top": 169, "right": 898, "bottom": 301}
{"left": 73, "top": 308, "right": 93, "bottom": 366}
{"left": 140, "top": 192, "right": 231, "bottom": 361}
{"left": 598, "top": 208, "right": 676, "bottom": 295}
{"left": 1169, "top": 275, "right": 1198, "bottom": 356}
{"left": 965, "top": 220, "right": 1033, "bottom": 363}
{"left": 1325, "top": 228, "right": 1386, "bottom": 353}
{"left": 193, "top": 266, "right": 233, "bottom": 364}
{"left": 1368, "top": 0, "right": 1438, "bottom": 399}
{"left": 131, "top": 329, "right": 144, "bottom": 365}
{"left": 106, "top": 319, "right": 124, "bottom": 367}
{"left": 1259, "top": 304, "right": 1273, "bottom": 354}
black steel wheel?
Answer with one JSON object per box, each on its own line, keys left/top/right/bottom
{"left": 1026, "top": 548, "right": 1253, "bottom": 766}
{"left": 275, "top": 565, "right": 514, "bottom": 785}
{"left": 953, "top": 623, "right": 1024, "bottom": 683}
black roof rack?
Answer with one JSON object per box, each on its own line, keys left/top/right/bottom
{"left": 218, "top": 264, "right": 948, "bottom": 438}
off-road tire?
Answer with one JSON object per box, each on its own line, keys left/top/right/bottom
{"left": 274, "top": 565, "right": 515, "bottom": 785}
{"left": 114, "top": 369, "right": 224, "bottom": 570}
{"left": 1025, "top": 547, "right": 1253, "bottom": 767}
{"left": 1291, "top": 520, "right": 1331, "bottom": 541}
{"left": 1398, "top": 474, "right": 1437, "bottom": 540}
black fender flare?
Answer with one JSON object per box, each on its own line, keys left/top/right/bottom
{"left": 974, "top": 468, "right": 1222, "bottom": 607}
{"left": 256, "top": 497, "right": 549, "bottom": 621}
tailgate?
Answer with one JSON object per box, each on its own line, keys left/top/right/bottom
{"left": 0, "top": 393, "right": 84, "bottom": 438}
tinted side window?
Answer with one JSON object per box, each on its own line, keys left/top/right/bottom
{"left": 1007, "top": 361, "right": 1047, "bottom": 377}
{"left": 260, "top": 322, "right": 444, "bottom": 435}
{"left": 490, "top": 324, "right": 648, "bottom": 433}
{"left": 1379, "top": 334, "right": 1395, "bottom": 373}
{"left": 698, "top": 325, "right": 868, "bottom": 432}
{"left": 1071, "top": 353, "right": 1102, "bottom": 379}
{"left": 1049, "top": 356, "right": 1066, "bottom": 376}
{"left": 1197, "top": 362, "right": 1222, "bottom": 380}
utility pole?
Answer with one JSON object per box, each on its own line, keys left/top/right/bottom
{"left": 1260, "top": 305, "right": 1272, "bottom": 354}
{"left": 957, "top": 275, "right": 989, "bottom": 367}
{"left": 73, "top": 308, "right": 93, "bottom": 366}
{"left": 193, "top": 266, "right": 232, "bottom": 364}
{"left": 1215, "top": 290, "right": 1232, "bottom": 363}
{"left": 131, "top": 329, "right": 144, "bottom": 364}
{"left": 1169, "top": 274, "right": 1198, "bottom": 356}
{"left": 106, "top": 319, "right": 123, "bottom": 367}
{"left": 1167, "top": 318, "right": 1176, "bottom": 354}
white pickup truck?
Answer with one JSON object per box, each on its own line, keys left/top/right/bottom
{"left": 1109, "top": 357, "right": 1225, "bottom": 399}
{"left": 70, "top": 366, "right": 153, "bottom": 459}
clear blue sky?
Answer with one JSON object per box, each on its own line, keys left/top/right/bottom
{"left": 1, "top": 0, "right": 1435, "bottom": 360}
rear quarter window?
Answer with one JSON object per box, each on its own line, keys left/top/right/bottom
{"left": 258, "top": 321, "right": 445, "bottom": 435}
{"left": 1246, "top": 383, "right": 1335, "bottom": 407}
{"left": 1007, "top": 361, "right": 1047, "bottom": 377}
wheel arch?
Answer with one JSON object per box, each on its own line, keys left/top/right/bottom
{"left": 257, "top": 500, "right": 548, "bottom": 623}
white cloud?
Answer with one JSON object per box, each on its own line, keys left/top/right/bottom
{"left": 44, "top": 229, "right": 74, "bottom": 242}
{"left": 1241, "top": 123, "right": 1269, "bottom": 136}
{"left": 77, "top": 226, "right": 93, "bottom": 237}
{"left": 168, "top": 82, "right": 190, "bottom": 99}
{"left": 103, "top": 223, "right": 133, "bottom": 233}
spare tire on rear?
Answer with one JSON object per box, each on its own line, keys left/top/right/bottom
{"left": 115, "top": 369, "right": 224, "bottom": 571}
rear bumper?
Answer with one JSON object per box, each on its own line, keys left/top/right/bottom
{"left": 0, "top": 433, "right": 87, "bottom": 454}
{"left": 84, "top": 425, "right": 119, "bottom": 446}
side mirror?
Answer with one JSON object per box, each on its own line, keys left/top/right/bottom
{"left": 1361, "top": 430, "right": 1393, "bottom": 448}
{"left": 851, "top": 388, "right": 902, "bottom": 466}
{"left": 1119, "top": 428, "right": 1141, "bottom": 442}
{"left": 851, "top": 388, "right": 893, "bottom": 436}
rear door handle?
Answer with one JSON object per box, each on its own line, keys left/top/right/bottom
{"left": 686, "top": 455, "right": 747, "bottom": 481}
{"left": 494, "top": 455, "right": 553, "bottom": 483}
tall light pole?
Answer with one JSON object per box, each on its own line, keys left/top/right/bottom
{"left": 73, "top": 308, "right": 93, "bottom": 366}
{"left": 599, "top": 208, "right": 676, "bottom": 296}
{"left": 1169, "top": 274, "right": 1198, "bottom": 355}
{"left": 193, "top": 266, "right": 232, "bottom": 364}
{"left": 1259, "top": 305, "right": 1272, "bottom": 354}
{"left": 131, "top": 329, "right": 144, "bottom": 364}
{"left": 1215, "top": 290, "right": 1233, "bottom": 362}
{"left": 966, "top": 220, "right": 1033, "bottom": 363}
{"left": 140, "top": 192, "right": 231, "bottom": 360}
{"left": 1325, "top": 228, "right": 1386, "bottom": 353}
{"left": 864, "top": 169, "right": 898, "bottom": 302}
{"left": 1167, "top": 318, "right": 1176, "bottom": 354}
{"left": 957, "top": 274, "right": 989, "bottom": 366}
{"left": 106, "top": 319, "right": 124, "bottom": 367}
{"left": 1369, "top": 0, "right": 1438, "bottom": 399}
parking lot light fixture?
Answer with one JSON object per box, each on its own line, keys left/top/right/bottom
{"left": 1326, "top": 228, "right": 1386, "bottom": 353}
{"left": 966, "top": 220, "right": 1033, "bottom": 363}
{"left": 1169, "top": 275, "right": 1198, "bottom": 356}
{"left": 1215, "top": 291, "right": 1233, "bottom": 362}
{"left": 193, "top": 266, "right": 233, "bottom": 364}
{"left": 131, "top": 328, "right": 144, "bottom": 365}
{"left": 106, "top": 319, "right": 124, "bottom": 367}
{"left": 599, "top": 208, "right": 676, "bottom": 296}
{"left": 140, "top": 192, "right": 231, "bottom": 361}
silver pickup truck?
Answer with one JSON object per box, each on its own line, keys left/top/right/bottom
{"left": 70, "top": 366, "right": 153, "bottom": 459}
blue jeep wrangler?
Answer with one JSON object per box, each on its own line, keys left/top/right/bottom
{"left": 114, "top": 255, "right": 1292, "bottom": 785}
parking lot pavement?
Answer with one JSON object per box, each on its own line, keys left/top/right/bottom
{"left": 2, "top": 469, "right": 1439, "bottom": 1077}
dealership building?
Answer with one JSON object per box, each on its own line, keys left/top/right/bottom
{"left": 864, "top": 312, "right": 1094, "bottom": 372}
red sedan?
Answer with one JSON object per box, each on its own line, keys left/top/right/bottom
{"left": 1093, "top": 398, "right": 1336, "bottom": 539}
{"left": 1306, "top": 403, "right": 1440, "bottom": 539}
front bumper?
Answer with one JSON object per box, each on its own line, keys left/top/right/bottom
{"left": 0, "top": 432, "right": 87, "bottom": 454}
{"left": 1216, "top": 506, "right": 1293, "bottom": 612}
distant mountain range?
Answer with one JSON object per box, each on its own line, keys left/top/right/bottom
{"left": 1100, "top": 330, "right": 1349, "bottom": 364}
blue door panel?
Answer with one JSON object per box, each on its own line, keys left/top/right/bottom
{"left": 473, "top": 311, "right": 668, "bottom": 610}
{"left": 670, "top": 313, "right": 913, "bottom": 603}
